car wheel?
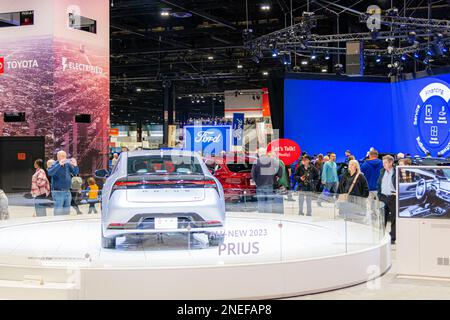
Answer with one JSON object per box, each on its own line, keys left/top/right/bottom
{"left": 101, "top": 230, "right": 116, "bottom": 249}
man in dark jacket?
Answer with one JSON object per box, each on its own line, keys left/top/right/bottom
{"left": 294, "top": 155, "right": 319, "bottom": 216}
{"left": 361, "top": 149, "right": 383, "bottom": 196}
{"left": 48, "top": 151, "right": 79, "bottom": 216}
{"left": 251, "top": 148, "right": 282, "bottom": 213}
{"left": 377, "top": 155, "right": 397, "bottom": 244}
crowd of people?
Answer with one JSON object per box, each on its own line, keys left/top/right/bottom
{"left": 251, "top": 148, "right": 409, "bottom": 244}
{"left": 30, "top": 150, "right": 100, "bottom": 217}
{"left": 181, "top": 117, "right": 259, "bottom": 127}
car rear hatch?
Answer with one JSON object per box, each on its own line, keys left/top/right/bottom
{"left": 116, "top": 174, "right": 212, "bottom": 203}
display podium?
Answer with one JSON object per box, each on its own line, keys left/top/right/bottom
{"left": 397, "top": 166, "right": 450, "bottom": 278}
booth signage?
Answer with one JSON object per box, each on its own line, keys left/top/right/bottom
{"left": 232, "top": 113, "right": 245, "bottom": 146}
{"left": 184, "top": 125, "right": 232, "bottom": 156}
{"left": 267, "top": 139, "right": 301, "bottom": 165}
{"left": 17, "top": 153, "right": 26, "bottom": 161}
{"left": 109, "top": 128, "right": 119, "bottom": 136}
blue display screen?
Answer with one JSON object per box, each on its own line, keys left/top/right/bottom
{"left": 284, "top": 74, "right": 450, "bottom": 161}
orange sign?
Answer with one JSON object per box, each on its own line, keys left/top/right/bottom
{"left": 17, "top": 153, "right": 26, "bottom": 161}
{"left": 262, "top": 87, "right": 271, "bottom": 117}
{"left": 109, "top": 128, "right": 119, "bottom": 136}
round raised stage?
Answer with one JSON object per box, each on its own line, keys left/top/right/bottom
{"left": 0, "top": 209, "right": 390, "bottom": 299}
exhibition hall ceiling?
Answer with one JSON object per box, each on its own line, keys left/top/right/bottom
{"left": 110, "top": 0, "right": 450, "bottom": 124}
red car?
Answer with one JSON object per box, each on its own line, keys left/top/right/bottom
{"left": 204, "top": 154, "right": 257, "bottom": 202}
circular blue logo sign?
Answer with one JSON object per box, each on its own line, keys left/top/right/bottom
{"left": 413, "top": 82, "right": 450, "bottom": 156}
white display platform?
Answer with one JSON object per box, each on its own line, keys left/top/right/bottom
{"left": 0, "top": 213, "right": 390, "bottom": 299}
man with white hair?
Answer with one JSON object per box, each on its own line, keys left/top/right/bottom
{"left": 397, "top": 153, "right": 405, "bottom": 160}
{"left": 48, "top": 151, "right": 79, "bottom": 215}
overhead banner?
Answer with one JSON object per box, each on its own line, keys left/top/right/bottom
{"left": 232, "top": 113, "right": 245, "bottom": 146}
{"left": 184, "top": 125, "right": 232, "bottom": 156}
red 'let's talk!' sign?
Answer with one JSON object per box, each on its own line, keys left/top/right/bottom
{"left": 267, "top": 139, "right": 301, "bottom": 165}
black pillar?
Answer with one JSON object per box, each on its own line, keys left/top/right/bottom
{"left": 162, "top": 80, "right": 174, "bottom": 146}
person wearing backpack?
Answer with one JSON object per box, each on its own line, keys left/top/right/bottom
{"left": 71, "top": 174, "right": 83, "bottom": 215}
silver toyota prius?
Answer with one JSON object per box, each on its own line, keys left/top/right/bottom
{"left": 97, "top": 150, "right": 226, "bottom": 249}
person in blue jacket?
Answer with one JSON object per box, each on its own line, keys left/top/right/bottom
{"left": 47, "top": 151, "right": 79, "bottom": 216}
{"left": 360, "top": 149, "right": 383, "bottom": 199}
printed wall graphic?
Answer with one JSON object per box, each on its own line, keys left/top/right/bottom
{"left": 398, "top": 166, "right": 450, "bottom": 219}
{"left": 0, "top": 0, "right": 109, "bottom": 175}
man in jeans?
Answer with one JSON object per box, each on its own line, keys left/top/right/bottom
{"left": 377, "top": 155, "right": 397, "bottom": 244}
{"left": 251, "top": 148, "right": 282, "bottom": 213}
{"left": 48, "top": 151, "right": 79, "bottom": 215}
{"left": 317, "top": 153, "right": 339, "bottom": 206}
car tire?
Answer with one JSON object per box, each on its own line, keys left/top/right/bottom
{"left": 101, "top": 230, "right": 116, "bottom": 249}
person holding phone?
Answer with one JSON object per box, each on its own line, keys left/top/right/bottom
{"left": 47, "top": 151, "right": 79, "bottom": 216}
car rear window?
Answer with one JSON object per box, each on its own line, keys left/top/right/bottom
{"left": 128, "top": 155, "right": 203, "bottom": 175}
{"left": 226, "top": 163, "right": 252, "bottom": 173}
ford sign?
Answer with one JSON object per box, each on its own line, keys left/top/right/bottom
{"left": 184, "top": 125, "right": 232, "bottom": 156}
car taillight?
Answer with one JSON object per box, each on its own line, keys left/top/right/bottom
{"left": 206, "top": 220, "right": 222, "bottom": 225}
{"left": 204, "top": 179, "right": 220, "bottom": 194}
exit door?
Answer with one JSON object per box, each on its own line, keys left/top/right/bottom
{"left": 0, "top": 137, "right": 45, "bottom": 193}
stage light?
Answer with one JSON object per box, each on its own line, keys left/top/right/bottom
{"left": 301, "top": 60, "right": 308, "bottom": 65}
{"left": 423, "top": 57, "right": 429, "bottom": 65}
{"left": 375, "top": 55, "right": 382, "bottom": 64}
{"left": 413, "top": 52, "right": 420, "bottom": 59}
{"left": 262, "top": 71, "right": 269, "bottom": 76}
{"left": 251, "top": 55, "right": 260, "bottom": 64}
{"left": 260, "top": 4, "right": 271, "bottom": 11}
{"left": 281, "top": 53, "right": 291, "bottom": 65}
{"left": 161, "top": 10, "right": 170, "bottom": 17}
{"left": 443, "top": 47, "right": 448, "bottom": 53}
{"left": 426, "top": 48, "right": 433, "bottom": 56}
{"left": 207, "top": 56, "right": 214, "bottom": 60}
{"left": 311, "top": 52, "right": 317, "bottom": 60}
{"left": 401, "top": 54, "right": 407, "bottom": 61}
{"left": 325, "top": 52, "right": 330, "bottom": 60}
{"left": 271, "top": 49, "right": 279, "bottom": 57}
{"left": 321, "top": 68, "right": 328, "bottom": 73}
{"left": 237, "top": 63, "right": 243, "bottom": 69}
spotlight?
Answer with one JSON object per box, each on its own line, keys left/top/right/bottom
{"left": 370, "top": 30, "right": 379, "bottom": 41}
{"left": 375, "top": 55, "right": 382, "bottom": 64}
{"left": 321, "top": 67, "right": 328, "bottom": 73}
{"left": 271, "top": 49, "right": 279, "bottom": 57}
{"left": 413, "top": 52, "right": 420, "bottom": 59}
{"left": 401, "top": 54, "right": 407, "bottom": 61}
{"left": 207, "top": 56, "right": 214, "bottom": 60}
{"left": 237, "top": 63, "right": 243, "bottom": 69}
{"left": 311, "top": 52, "right": 317, "bottom": 60}
{"left": 281, "top": 53, "right": 291, "bottom": 65}
{"left": 301, "top": 60, "right": 308, "bottom": 65}
{"left": 251, "top": 55, "right": 260, "bottom": 64}
{"left": 325, "top": 52, "right": 330, "bottom": 60}
{"left": 426, "top": 48, "right": 433, "bottom": 56}
{"left": 334, "top": 63, "right": 344, "bottom": 75}
{"left": 262, "top": 71, "right": 269, "bottom": 76}
{"left": 442, "top": 47, "right": 448, "bottom": 53}
{"left": 423, "top": 57, "right": 429, "bottom": 65}
{"left": 260, "top": 4, "right": 271, "bottom": 11}
{"left": 160, "top": 10, "right": 170, "bottom": 17}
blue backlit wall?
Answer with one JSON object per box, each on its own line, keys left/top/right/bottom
{"left": 284, "top": 73, "right": 450, "bottom": 161}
